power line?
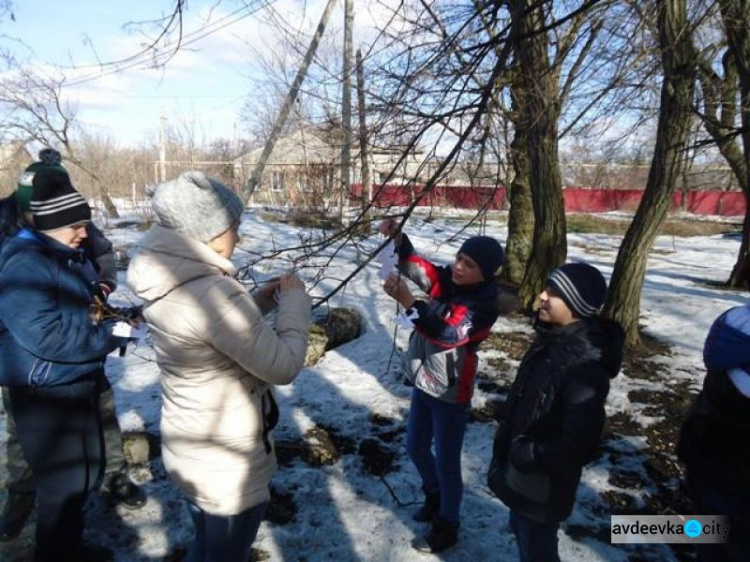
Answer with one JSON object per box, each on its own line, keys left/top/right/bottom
{"left": 55, "top": 1, "right": 271, "bottom": 89}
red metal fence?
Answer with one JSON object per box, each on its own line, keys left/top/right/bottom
{"left": 352, "top": 184, "right": 747, "bottom": 216}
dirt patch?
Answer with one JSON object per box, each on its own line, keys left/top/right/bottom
{"left": 369, "top": 413, "right": 395, "bottom": 427}
{"left": 564, "top": 522, "right": 611, "bottom": 544}
{"left": 250, "top": 548, "right": 272, "bottom": 561}
{"left": 470, "top": 401, "right": 498, "bottom": 424}
{"left": 484, "top": 331, "right": 534, "bottom": 361}
{"left": 265, "top": 487, "right": 298, "bottom": 525}
{"left": 604, "top": 412, "right": 644, "bottom": 437}
{"left": 476, "top": 379, "right": 509, "bottom": 394}
{"left": 608, "top": 469, "right": 644, "bottom": 491}
{"left": 602, "top": 489, "right": 639, "bottom": 513}
{"left": 621, "top": 334, "right": 673, "bottom": 381}
{"left": 482, "top": 355, "right": 514, "bottom": 375}
{"left": 358, "top": 438, "right": 398, "bottom": 476}
{"left": 275, "top": 424, "right": 357, "bottom": 468}
{"left": 304, "top": 424, "right": 357, "bottom": 466}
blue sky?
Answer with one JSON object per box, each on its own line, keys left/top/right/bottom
{"left": 2, "top": 1, "right": 390, "bottom": 147}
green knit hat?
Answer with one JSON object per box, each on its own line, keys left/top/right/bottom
{"left": 17, "top": 149, "right": 67, "bottom": 212}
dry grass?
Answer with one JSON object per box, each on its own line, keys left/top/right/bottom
{"left": 566, "top": 213, "right": 742, "bottom": 237}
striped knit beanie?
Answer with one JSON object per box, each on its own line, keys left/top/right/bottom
{"left": 30, "top": 168, "right": 91, "bottom": 231}
{"left": 547, "top": 262, "right": 607, "bottom": 318}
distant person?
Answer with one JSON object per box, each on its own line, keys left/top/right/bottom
{"left": 0, "top": 168, "right": 135, "bottom": 561}
{"left": 678, "top": 304, "right": 750, "bottom": 562}
{"left": 0, "top": 149, "right": 145, "bottom": 544}
{"left": 127, "top": 171, "right": 311, "bottom": 562}
{"left": 379, "top": 218, "right": 506, "bottom": 553}
{"left": 487, "top": 263, "right": 624, "bottom": 562}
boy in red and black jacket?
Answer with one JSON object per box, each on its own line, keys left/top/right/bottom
{"left": 381, "top": 219, "right": 505, "bottom": 554}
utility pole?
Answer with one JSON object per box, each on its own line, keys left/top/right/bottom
{"left": 159, "top": 113, "right": 167, "bottom": 183}
{"left": 356, "top": 48, "right": 372, "bottom": 233}
{"left": 339, "top": 0, "right": 354, "bottom": 224}
{"left": 245, "top": 0, "right": 337, "bottom": 201}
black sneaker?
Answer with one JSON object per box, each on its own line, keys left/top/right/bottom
{"left": 0, "top": 490, "right": 35, "bottom": 542}
{"left": 412, "top": 493, "right": 440, "bottom": 522}
{"left": 103, "top": 472, "right": 147, "bottom": 510}
{"left": 411, "top": 516, "right": 459, "bottom": 553}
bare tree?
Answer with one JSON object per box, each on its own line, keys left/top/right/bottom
{"left": 245, "top": 0, "right": 338, "bottom": 200}
{"left": 0, "top": 62, "right": 120, "bottom": 216}
{"left": 714, "top": 0, "right": 750, "bottom": 289}
{"left": 604, "top": 0, "right": 697, "bottom": 348}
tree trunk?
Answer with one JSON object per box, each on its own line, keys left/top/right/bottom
{"left": 339, "top": 0, "right": 354, "bottom": 224}
{"left": 501, "top": 86, "right": 533, "bottom": 285}
{"left": 697, "top": 53, "right": 750, "bottom": 289}
{"left": 99, "top": 187, "right": 120, "bottom": 219}
{"left": 603, "top": 0, "right": 696, "bottom": 348}
{"left": 510, "top": 0, "right": 567, "bottom": 308}
{"left": 729, "top": 202, "right": 750, "bottom": 288}
{"left": 718, "top": 0, "right": 750, "bottom": 289}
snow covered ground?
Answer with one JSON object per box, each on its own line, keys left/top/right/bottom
{"left": 0, "top": 209, "right": 743, "bottom": 561}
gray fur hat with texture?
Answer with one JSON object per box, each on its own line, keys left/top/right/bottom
{"left": 149, "top": 171, "right": 244, "bottom": 242}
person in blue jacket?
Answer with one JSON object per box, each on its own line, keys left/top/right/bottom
{"left": 677, "top": 304, "right": 750, "bottom": 562}
{"left": 0, "top": 149, "right": 145, "bottom": 545}
{"left": 380, "top": 218, "right": 506, "bottom": 553}
{"left": 0, "top": 168, "right": 130, "bottom": 562}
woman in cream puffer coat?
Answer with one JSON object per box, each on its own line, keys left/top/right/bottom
{"left": 127, "top": 171, "right": 310, "bottom": 562}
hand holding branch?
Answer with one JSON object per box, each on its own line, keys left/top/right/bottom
{"left": 378, "top": 218, "right": 403, "bottom": 247}
{"left": 383, "top": 272, "right": 416, "bottom": 309}
{"left": 279, "top": 273, "right": 305, "bottom": 293}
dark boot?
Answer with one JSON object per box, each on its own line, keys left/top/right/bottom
{"left": 412, "top": 516, "right": 459, "bottom": 553}
{"left": 102, "top": 471, "right": 147, "bottom": 510}
{"left": 0, "top": 489, "right": 35, "bottom": 542}
{"left": 80, "top": 544, "right": 115, "bottom": 562}
{"left": 412, "top": 492, "right": 440, "bottom": 522}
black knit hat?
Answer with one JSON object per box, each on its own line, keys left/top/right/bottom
{"left": 458, "top": 236, "right": 505, "bottom": 281}
{"left": 547, "top": 262, "right": 607, "bottom": 318}
{"left": 30, "top": 168, "right": 91, "bottom": 232}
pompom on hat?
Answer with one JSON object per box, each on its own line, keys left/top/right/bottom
{"left": 457, "top": 236, "right": 505, "bottom": 281}
{"left": 17, "top": 148, "right": 67, "bottom": 212}
{"left": 149, "top": 170, "right": 245, "bottom": 242}
{"left": 30, "top": 168, "right": 91, "bottom": 232}
{"left": 547, "top": 262, "right": 607, "bottom": 318}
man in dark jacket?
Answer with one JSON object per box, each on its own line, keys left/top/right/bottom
{"left": 488, "top": 262, "right": 624, "bottom": 562}
{"left": 677, "top": 304, "right": 750, "bottom": 562}
{"left": 0, "top": 150, "right": 145, "bottom": 544}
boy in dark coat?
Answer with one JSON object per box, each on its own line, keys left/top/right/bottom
{"left": 381, "top": 219, "right": 506, "bottom": 553}
{"left": 488, "top": 263, "right": 624, "bottom": 562}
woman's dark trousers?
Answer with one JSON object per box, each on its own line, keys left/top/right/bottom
{"left": 8, "top": 376, "right": 103, "bottom": 561}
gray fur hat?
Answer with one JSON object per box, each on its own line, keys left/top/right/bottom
{"left": 149, "top": 171, "right": 244, "bottom": 242}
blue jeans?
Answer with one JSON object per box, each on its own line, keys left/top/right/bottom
{"left": 509, "top": 510, "right": 560, "bottom": 562}
{"left": 185, "top": 500, "right": 268, "bottom": 562}
{"left": 687, "top": 473, "right": 750, "bottom": 562}
{"left": 406, "top": 388, "right": 469, "bottom": 526}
